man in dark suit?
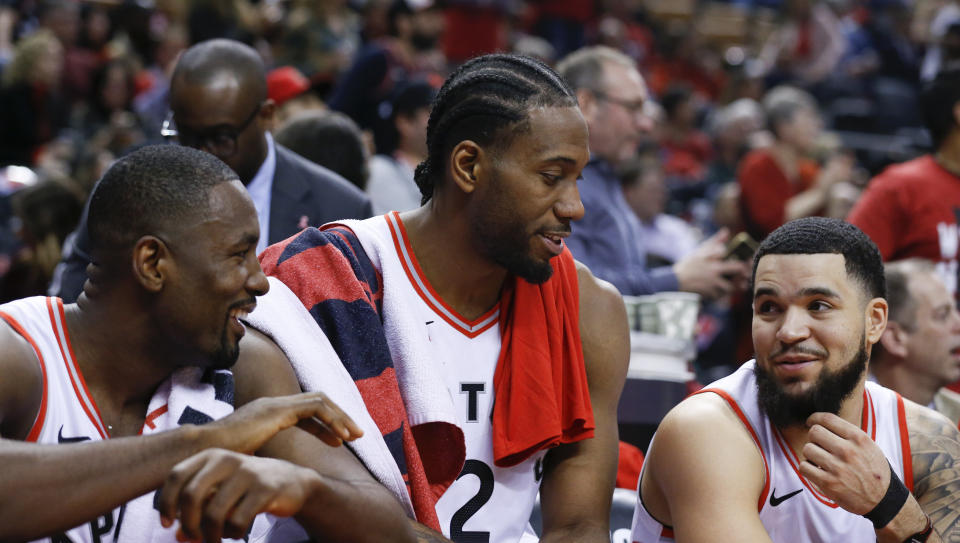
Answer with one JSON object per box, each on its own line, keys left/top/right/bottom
{"left": 49, "top": 39, "right": 372, "bottom": 301}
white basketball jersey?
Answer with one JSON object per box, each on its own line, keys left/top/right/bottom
{"left": 630, "top": 360, "right": 912, "bottom": 543}
{"left": 374, "top": 213, "right": 545, "bottom": 543}
{"left": 0, "top": 297, "right": 173, "bottom": 542}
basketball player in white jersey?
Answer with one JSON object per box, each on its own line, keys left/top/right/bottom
{"left": 262, "top": 54, "right": 631, "bottom": 542}
{"left": 632, "top": 217, "right": 960, "bottom": 542}
{"left": 379, "top": 54, "right": 629, "bottom": 543}
{"left": 0, "top": 144, "right": 432, "bottom": 542}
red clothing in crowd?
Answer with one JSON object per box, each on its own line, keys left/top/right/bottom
{"left": 737, "top": 149, "right": 819, "bottom": 239}
{"left": 848, "top": 154, "right": 960, "bottom": 394}
{"left": 662, "top": 131, "right": 713, "bottom": 180}
{"left": 848, "top": 155, "right": 960, "bottom": 282}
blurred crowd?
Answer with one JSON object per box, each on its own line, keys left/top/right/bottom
{"left": 1, "top": 0, "right": 959, "bottom": 388}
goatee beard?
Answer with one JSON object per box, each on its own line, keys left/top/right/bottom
{"left": 755, "top": 339, "right": 868, "bottom": 429}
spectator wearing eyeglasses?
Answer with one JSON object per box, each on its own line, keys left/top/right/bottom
{"left": 48, "top": 39, "right": 372, "bottom": 302}
{"left": 557, "top": 46, "right": 746, "bottom": 300}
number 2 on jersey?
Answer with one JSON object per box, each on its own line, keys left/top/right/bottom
{"left": 450, "top": 459, "right": 494, "bottom": 542}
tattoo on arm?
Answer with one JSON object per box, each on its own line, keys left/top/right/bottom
{"left": 412, "top": 521, "right": 452, "bottom": 543}
{"left": 907, "top": 408, "right": 960, "bottom": 538}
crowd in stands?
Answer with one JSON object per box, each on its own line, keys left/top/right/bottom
{"left": 0, "top": 0, "right": 959, "bottom": 393}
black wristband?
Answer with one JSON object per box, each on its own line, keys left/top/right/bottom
{"left": 864, "top": 461, "right": 910, "bottom": 530}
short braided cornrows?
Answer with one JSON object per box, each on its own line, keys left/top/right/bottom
{"left": 414, "top": 54, "right": 578, "bottom": 203}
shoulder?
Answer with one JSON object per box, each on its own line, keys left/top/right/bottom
{"left": 275, "top": 145, "right": 371, "bottom": 206}
{"left": 657, "top": 391, "right": 759, "bottom": 451}
{"left": 738, "top": 149, "right": 774, "bottom": 172}
{"left": 0, "top": 312, "right": 45, "bottom": 439}
{"left": 574, "top": 259, "right": 625, "bottom": 323}
{"left": 233, "top": 327, "right": 303, "bottom": 405}
{"left": 902, "top": 397, "right": 960, "bottom": 536}
{"left": 572, "top": 260, "right": 629, "bottom": 394}
{"left": 869, "top": 155, "right": 938, "bottom": 190}
{"left": 904, "top": 397, "right": 960, "bottom": 462}
{"left": 644, "top": 392, "right": 766, "bottom": 513}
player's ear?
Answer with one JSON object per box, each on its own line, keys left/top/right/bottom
{"left": 450, "top": 140, "right": 482, "bottom": 194}
{"left": 878, "top": 321, "right": 909, "bottom": 359}
{"left": 132, "top": 235, "right": 171, "bottom": 293}
{"left": 864, "top": 297, "right": 888, "bottom": 346}
{"left": 258, "top": 98, "right": 277, "bottom": 130}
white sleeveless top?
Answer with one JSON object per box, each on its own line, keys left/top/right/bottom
{"left": 0, "top": 296, "right": 176, "bottom": 543}
{"left": 368, "top": 212, "right": 545, "bottom": 543}
{"left": 630, "top": 360, "right": 912, "bottom": 543}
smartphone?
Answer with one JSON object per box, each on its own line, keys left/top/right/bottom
{"left": 725, "top": 232, "right": 758, "bottom": 262}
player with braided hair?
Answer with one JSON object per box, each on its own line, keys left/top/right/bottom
{"left": 413, "top": 54, "right": 579, "bottom": 204}
{"left": 263, "top": 53, "right": 630, "bottom": 542}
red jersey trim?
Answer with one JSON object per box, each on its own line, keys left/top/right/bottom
{"left": 896, "top": 394, "right": 913, "bottom": 492}
{"left": 47, "top": 298, "right": 108, "bottom": 439}
{"left": 694, "top": 388, "right": 771, "bottom": 512}
{"left": 0, "top": 310, "right": 48, "bottom": 442}
{"left": 143, "top": 404, "right": 169, "bottom": 433}
{"left": 385, "top": 212, "right": 499, "bottom": 338}
{"left": 771, "top": 424, "right": 839, "bottom": 507}
{"left": 769, "top": 389, "right": 876, "bottom": 508}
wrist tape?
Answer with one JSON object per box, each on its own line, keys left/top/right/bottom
{"left": 863, "top": 461, "right": 909, "bottom": 530}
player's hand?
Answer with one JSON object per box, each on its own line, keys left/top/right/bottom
{"left": 158, "top": 449, "right": 321, "bottom": 542}
{"left": 674, "top": 229, "right": 750, "bottom": 300}
{"left": 799, "top": 412, "right": 891, "bottom": 515}
{"left": 204, "top": 391, "right": 363, "bottom": 454}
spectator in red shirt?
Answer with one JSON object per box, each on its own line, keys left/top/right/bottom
{"left": 737, "top": 85, "right": 852, "bottom": 240}
{"left": 848, "top": 70, "right": 960, "bottom": 297}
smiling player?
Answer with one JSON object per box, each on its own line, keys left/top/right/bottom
{"left": 631, "top": 217, "right": 960, "bottom": 543}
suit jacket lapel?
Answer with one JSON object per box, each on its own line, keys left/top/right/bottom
{"left": 269, "top": 146, "right": 311, "bottom": 243}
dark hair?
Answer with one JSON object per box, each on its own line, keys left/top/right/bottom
{"left": 617, "top": 153, "right": 662, "bottom": 189}
{"left": 375, "top": 78, "right": 436, "bottom": 155}
{"left": 87, "top": 144, "right": 238, "bottom": 259}
{"left": 11, "top": 181, "right": 83, "bottom": 246}
{"left": 751, "top": 217, "right": 886, "bottom": 300}
{"left": 921, "top": 69, "right": 960, "bottom": 150}
{"left": 660, "top": 84, "right": 693, "bottom": 121}
{"left": 415, "top": 53, "right": 577, "bottom": 204}
{"left": 275, "top": 110, "right": 369, "bottom": 190}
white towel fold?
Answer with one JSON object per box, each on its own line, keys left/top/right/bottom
{"left": 334, "top": 218, "right": 459, "bottom": 428}
{"left": 122, "top": 367, "right": 238, "bottom": 542}
{"left": 243, "top": 277, "right": 414, "bottom": 515}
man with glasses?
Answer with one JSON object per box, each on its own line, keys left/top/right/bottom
{"left": 556, "top": 47, "right": 745, "bottom": 300}
{"left": 49, "top": 39, "right": 372, "bottom": 302}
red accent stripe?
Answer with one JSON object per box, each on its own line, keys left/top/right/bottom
{"left": 860, "top": 389, "right": 869, "bottom": 432}
{"left": 771, "top": 423, "right": 839, "bottom": 507}
{"left": 660, "top": 526, "right": 675, "bottom": 538}
{"left": 867, "top": 389, "right": 877, "bottom": 441}
{"left": 48, "top": 298, "right": 107, "bottom": 439}
{"left": 693, "top": 388, "right": 770, "bottom": 511}
{"left": 143, "top": 404, "right": 169, "bottom": 431}
{"left": 386, "top": 212, "right": 498, "bottom": 338}
{"left": 896, "top": 394, "right": 913, "bottom": 492}
{"left": 0, "top": 311, "right": 48, "bottom": 442}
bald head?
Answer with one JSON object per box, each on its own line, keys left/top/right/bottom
{"left": 169, "top": 39, "right": 274, "bottom": 184}
{"left": 172, "top": 39, "right": 266, "bottom": 99}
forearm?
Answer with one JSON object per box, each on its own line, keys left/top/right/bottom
{"left": 785, "top": 185, "right": 828, "bottom": 223}
{"left": 412, "top": 520, "right": 454, "bottom": 542}
{"left": 540, "top": 522, "right": 609, "bottom": 543}
{"left": 877, "top": 496, "right": 941, "bottom": 543}
{"left": 0, "top": 426, "right": 210, "bottom": 540}
{"left": 294, "top": 478, "right": 418, "bottom": 543}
